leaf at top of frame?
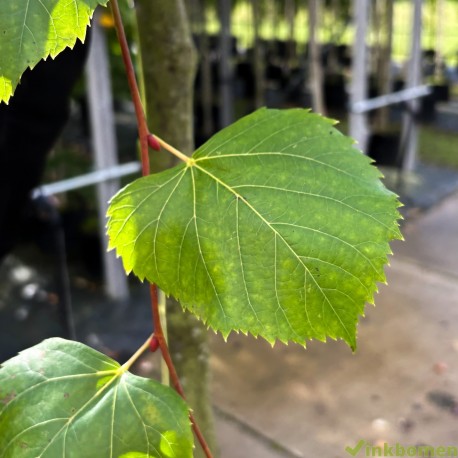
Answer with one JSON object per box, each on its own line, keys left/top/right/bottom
{"left": 0, "top": 0, "right": 108, "bottom": 104}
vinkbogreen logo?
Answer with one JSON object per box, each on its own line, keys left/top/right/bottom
{"left": 345, "top": 439, "right": 458, "bottom": 457}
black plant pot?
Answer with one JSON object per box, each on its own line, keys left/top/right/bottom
{"left": 323, "top": 73, "right": 347, "bottom": 110}
{"left": 367, "top": 132, "right": 401, "bottom": 167}
{"left": 418, "top": 93, "right": 437, "bottom": 123}
{"left": 432, "top": 84, "right": 450, "bottom": 102}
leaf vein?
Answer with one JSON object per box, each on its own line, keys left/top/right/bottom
{"left": 194, "top": 163, "right": 353, "bottom": 342}
{"left": 235, "top": 199, "right": 264, "bottom": 331}
{"left": 231, "top": 184, "right": 393, "bottom": 231}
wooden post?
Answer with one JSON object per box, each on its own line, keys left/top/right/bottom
{"left": 401, "top": 0, "right": 422, "bottom": 171}
{"left": 349, "top": 0, "right": 370, "bottom": 153}
{"left": 86, "top": 11, "right": 129, "bottom": 301}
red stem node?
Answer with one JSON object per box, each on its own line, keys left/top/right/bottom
{"left": 147, "top": 134, "right": 161, "bottom": 151}
{"left": 149, "top": 335, "right": 160, "bottom": 352}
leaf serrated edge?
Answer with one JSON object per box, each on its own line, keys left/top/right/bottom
{"left": 0, "top": 1, "right": 109, "bottom": 104}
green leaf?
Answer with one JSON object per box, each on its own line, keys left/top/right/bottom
{"left": 0, "top": 338, "right": 193, "bottom": 458}
{"left": 0, "top": 0, "right": 108, "bottom": 104}
{"left": 107, "top": 108, "right": 402, "bottom": 349}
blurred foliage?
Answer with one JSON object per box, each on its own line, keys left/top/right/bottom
{"left": 419, "top": 126, "right": 458, "bottom": 169}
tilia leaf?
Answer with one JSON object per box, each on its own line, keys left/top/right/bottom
{"left": 107, "top": 108, "right": 402, "bottom": 349}
{"left": 0, "top": 0, "right": 108, "bottom": 104}
{"left": 0, "top": 338, "right": 193, "bottom": 457}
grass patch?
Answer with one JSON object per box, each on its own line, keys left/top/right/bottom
{"left": 419, "top": 125, "right": 458, "bottom": 169}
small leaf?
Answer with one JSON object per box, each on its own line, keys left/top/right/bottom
{"left": 107, "top": 108, "right": 402, "bottom": 349}
{"left": 0, "top": 338, "right": 193, "bottom": 457}
{"left": 0, "top": 0, "right": 108, "bottom": 104}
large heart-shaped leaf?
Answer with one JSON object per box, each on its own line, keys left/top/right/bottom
{"left": 0, "top": 0, "right": 108, "bottom": 103}
{"left": 0, "top": 338, "right": 193, "bottom": 457}
{"left": 107, "top": 108, "right": 402, "bottom": 349}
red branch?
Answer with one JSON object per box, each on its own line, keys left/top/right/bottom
{"left": 150, "top": 285, "right": 214, "bottom": 458}
{"left": 109, "top": 2, "right": 213, "bottom": 456}
{"left": 110, "top": 0, "right": 149, "bottom": 177}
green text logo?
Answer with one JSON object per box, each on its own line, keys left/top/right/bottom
{"left": 345, "top": 440, "right": 458, "bottom": 457}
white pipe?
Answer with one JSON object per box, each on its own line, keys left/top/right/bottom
{"left": 351, "top": 85, "right": 431, "bottom": 114}
{"left": 32, "top": 162, "right": 141, "bottom": 198}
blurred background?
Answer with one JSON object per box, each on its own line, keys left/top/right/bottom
{"left": 0, "top": 0, "right": 457, "bottom": 456}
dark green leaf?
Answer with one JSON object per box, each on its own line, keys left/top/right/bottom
{"left": 107, "top": 108, "right": 402, "bottom": 349}
{"left": 0, "top": 338, "right": 193, "bottom": 457}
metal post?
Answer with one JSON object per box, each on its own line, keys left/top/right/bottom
{"left": 349, "top": 0, "right": 370, "bottom": 153}
{"left": 401, "top": 0, "right": 423, "bottom": 172}
{"left": 86, "top": 11, "right": 129, "bottom": 301}
{"left": 351, "top": 86, "right": 431, "bottom": 114}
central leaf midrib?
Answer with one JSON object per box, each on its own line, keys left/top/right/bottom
{"left": 40, "top": 376, "right": 121, "bottom": 457}
{"left": 190, "top": 166, "right": 229, "bottom": 328}
{"left": 192, "top": 163, "right": 352, "bottom": 341}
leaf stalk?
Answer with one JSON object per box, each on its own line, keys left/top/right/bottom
{"left": 120, "top": 333, "right": 154, "bottom": 373}
{"left": 154, "top": 134, "right": 191, "bottom": 164}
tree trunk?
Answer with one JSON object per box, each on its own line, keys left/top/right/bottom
{"left": 349, "top": 0, "right": 370, "bottom": 152}
{"left": 218, "top": 0, "right": 233, "bottom": 128}
{"left": 401, "top": 0, "right": 423, "bottom": 172}
{"left": 434, "top": 0, "right": 444, "bottom": 80}
{"left": 197, "top": 0, "right": 215, "bottom": 140}
{"left": 327, "top": 0, "right": 341, "bottom": 75}
{"left": 252, "top": 0, "right": 265, "bottom": 108}
{"left": 135, "top": 1, "right": 218, "bottom": 456}
{"left": 374, "top": 0, "right": 393, "bottom": 131}
{"left": 86, "top": 11, "right": 129, "bottom": 303}
{"left": 285, "top": 0, "right": 296, "bottom": 67}
{"left": 308, "top": 0, "right": 325, "bottom": 114}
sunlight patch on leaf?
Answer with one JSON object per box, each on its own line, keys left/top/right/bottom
{"left": 0, "top": 338, "right": 193, "bottom": 457}
{"left": 107, "top": 108, "right": 402, "bottom": 349}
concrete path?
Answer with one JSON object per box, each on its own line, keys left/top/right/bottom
{"left": 212, "top": 192, "right": 458, "bottom": 457}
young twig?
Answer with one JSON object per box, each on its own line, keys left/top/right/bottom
{"left": 109, "top": 0, "right": 149, "bottom": 176}
{"left": 150, "top": 285, "right": 214, "bottom": 458}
